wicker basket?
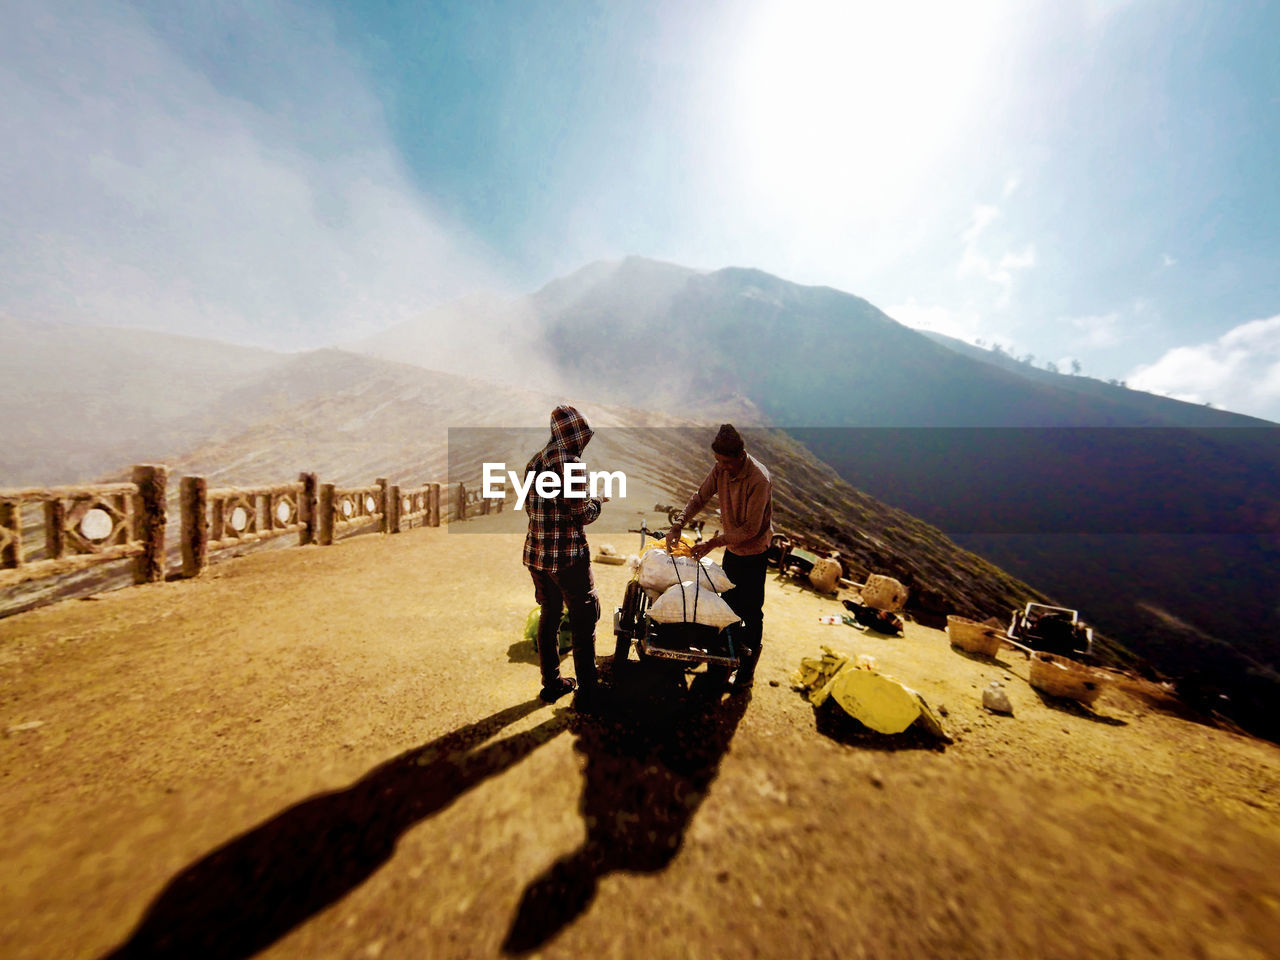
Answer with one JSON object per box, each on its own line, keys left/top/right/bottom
{"left": 946, "top": 615, "right": 1003, "bottom": 657}
{"left": 808, "top": 557, "right": 842, "bottom": 593}
{"left": 1029, "top": 653, "right": 1107, "bottom": 705}
{"left": 862, "top": 574, "right": 908, "bottom": 612}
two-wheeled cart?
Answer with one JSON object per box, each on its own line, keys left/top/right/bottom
{"left": 612, "top": 521, "right": 741, "bottom": 681}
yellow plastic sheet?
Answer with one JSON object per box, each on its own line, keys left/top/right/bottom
{"left": 793, "top": 646, "right": 951, "bottom": 740}
{"left": 827, "top": 668, "right": 921, "bottom": 734}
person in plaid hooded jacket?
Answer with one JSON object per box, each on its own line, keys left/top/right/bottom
{"left": 524, "top": 405, "right": 605, "bottom": 706}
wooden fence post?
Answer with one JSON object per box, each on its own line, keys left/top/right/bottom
{"left": 299, "top": 472, "right": 317, "bottom": 545}
{"left": 377, "top": 478, "right": 389, "bottom": 534}
{"left": 44, "top": 500, "right": 66, "bottom": 561}
{"left": 0, "top": 501, "right": 23, "bottom": 568}
{"left": 389, "top": 484, "right": 402, "bottom": 534}
{"left": 132, "top": 463, "right": 168, "bottom": 584}
{"left": 456, "top": 482, "right": 466, "bottom": 523}
{"left": 318, "top": 483, "right": 335, "bottom": 545}
{"left": 211, "top": 498, "right": 225, "bottom": 542}
{"left": 181, "top": 476, "right": 208, "bottom": 578}
{"left": 428, "top": 483, "right": 440, "bottom": 527}
{"left": 256, "top": 492, "right": 270, "bottom": 534}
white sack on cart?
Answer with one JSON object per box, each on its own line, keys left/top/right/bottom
{"left": 637, "top": 549, "right": 735, "bottom": 594}
{"left": 648, "top": 580, "right": 742, "bottom": 629}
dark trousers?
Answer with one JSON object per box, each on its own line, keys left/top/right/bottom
{"left": 721, "top": 550, "right": 768, "bottom": 678}
{"left": 529, "top": 558, "right": 600, "bottom": 691}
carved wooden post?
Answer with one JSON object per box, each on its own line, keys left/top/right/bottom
{"left": 428, "top": 483, "right": 440, "bottom": 527}
{"left": 132, "top": 463, "right": 168, "bottom": 584}
{"left": 377, "top": 477, "right": 389, "bottom": 534}
{"left": 299, "top": 472, "right": 317, "bottom": 545}
{"left": 256, "top": 492, "right": 270, "bottom": 534}
{"left": 319, "top": 483, "right": 335, "bottom": 545}
{"left": 389, "top": 484, "right": 402, "bottom": 534}
{"left": 44, "top": 500, "right": 66, "bottom": 561}
{"left": 181, "top": 476, "right": 208, "bottom": 578}
{"left": 0, "top": 501, "right": 23, "bottom": 568}
{"left": 211, "top": 498, "right": 225, "bottom": 542}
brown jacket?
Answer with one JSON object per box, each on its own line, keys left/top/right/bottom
{"left": 682, "top": 453, "right": 773, "bottom": 556}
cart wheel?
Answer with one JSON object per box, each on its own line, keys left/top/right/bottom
{"left": 615, "top": 581, "right": 645, "bottom": 666}
{"left": 620, "top": 580, "right": 643, "bottom": 630}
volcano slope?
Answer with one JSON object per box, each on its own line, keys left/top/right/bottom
{"left": 2, "top": 512, "right": 1278, "bottom": 960}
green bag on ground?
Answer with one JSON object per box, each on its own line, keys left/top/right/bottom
{"left": 524, "top": 608, "right": 573, "bottom": 654}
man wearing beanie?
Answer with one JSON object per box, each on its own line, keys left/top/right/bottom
{"left": 524, "top": 405, "right": 606, "bottom": 708}
{"left": 666, "top": 423, "right": 773, "bottom": 691}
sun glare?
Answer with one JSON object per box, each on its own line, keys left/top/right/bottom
{"left": 729, "top": 0, "right": 1013, "bottom": 223}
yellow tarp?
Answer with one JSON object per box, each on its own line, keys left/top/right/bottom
{"left": 793, "top": 646, "right": 951, "bottom": 740}
{"left": 827, "top": 668, "right": 922, "bottom": 734}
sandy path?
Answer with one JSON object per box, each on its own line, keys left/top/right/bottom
{"left": 2, "top": 511, "right": 1279, "bottom": 959}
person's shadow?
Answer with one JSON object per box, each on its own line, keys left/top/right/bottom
{"left": 102, "top": 699, "right": 568, "bottom": 959}
{"left": 502, "top": 662, "right": 750, "bottom": 954}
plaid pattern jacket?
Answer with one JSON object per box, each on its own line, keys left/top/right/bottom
{"left": 523, "top": 405, "right": 603, "bottom": 571}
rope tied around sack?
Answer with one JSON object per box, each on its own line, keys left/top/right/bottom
{"left": 666, "top": 552, "right": 720, "bottom": 624}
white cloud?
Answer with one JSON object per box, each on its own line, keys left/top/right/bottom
{"left": 956, "top": 203, "right": 1034, "bottom": 308}
{"left": 1002, "top": 175, "right": 1021, "bottom": 199}
{"left": 0, "top": 0, "right": 497, "bottom": 351}
{"left": 961, "top": 204, "right": 1000, "bottom": 246}
{"left": 1162, "top": 253, "right": 1177, "bottom": 267}
{"left": 1127, "top": 315, "right": 1280, "bottom": 421}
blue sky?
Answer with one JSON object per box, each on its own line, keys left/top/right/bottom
{"left": 2, "top": 0, "right": 1278, "bottom": 419}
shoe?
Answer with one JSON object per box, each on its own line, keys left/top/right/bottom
{"left": 539, "top": 677, "right": 577, "bottom": 703}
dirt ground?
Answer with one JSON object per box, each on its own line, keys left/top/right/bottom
{"left": 2, "top": 511, "right": 1279, "bottom": 959}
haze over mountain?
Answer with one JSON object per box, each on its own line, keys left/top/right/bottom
{"left": 0, "top": 315, "right": 288, "bottom": 486}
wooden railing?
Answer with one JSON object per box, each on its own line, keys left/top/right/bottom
{"left": 0, "top": 465, "right": 167, "bottom": 589}
{"left": 1, "top": 466, "right": 500, "bottom": 600}
{"left": 318, "top": 480, "right": 385, "bottom": 545}
{"left": 398, "top": 484, "right": 441, "bottom": 529}
{"left": 181, "top": 473, "right": 317, "bottom": 578}
{"left": 458, "top": 482, "right": 505, "bottom": 520}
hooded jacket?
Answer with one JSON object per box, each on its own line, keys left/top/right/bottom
{"left": 522, "top": 405, "right": 603, "bottom": 570}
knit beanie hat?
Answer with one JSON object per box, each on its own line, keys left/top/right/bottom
{"left": 711, "top": 423, "right": 744, "bottom": 456}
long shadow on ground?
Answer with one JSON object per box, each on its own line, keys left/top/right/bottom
{"left": 102, "top": 699, "right": 568, "bottom": 960}
{"left": 502, "top": 660, "right": 749, "bottom": 955}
